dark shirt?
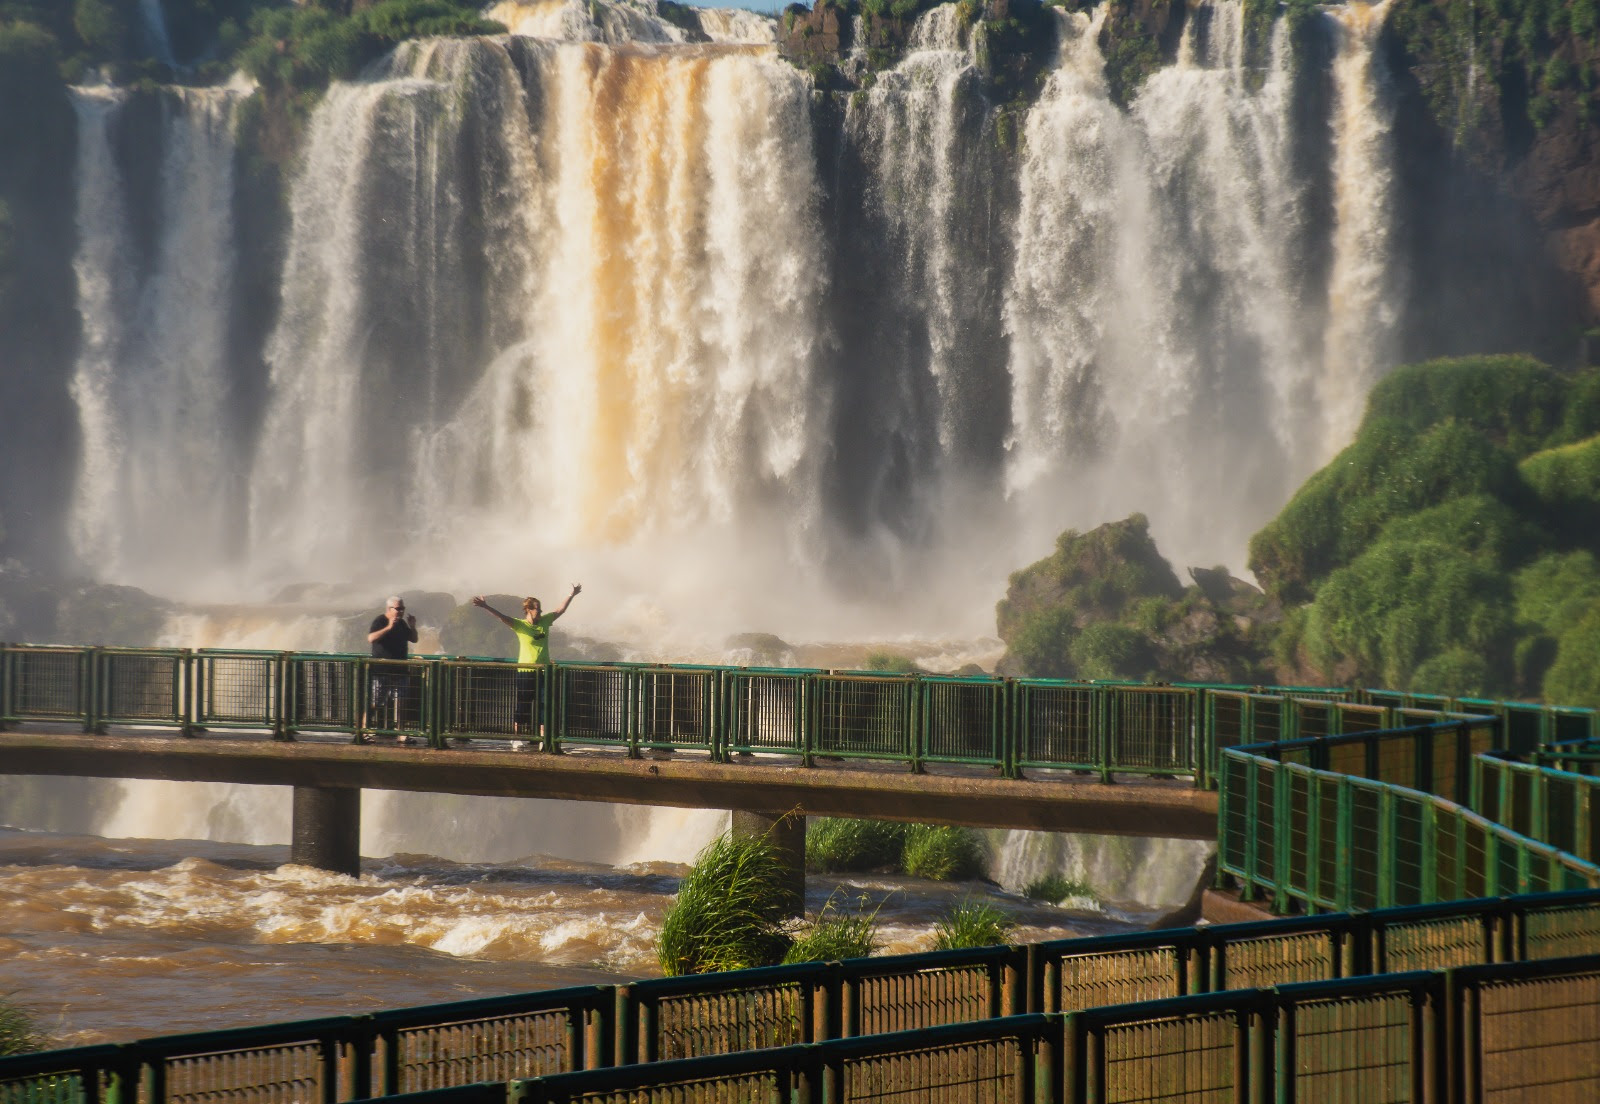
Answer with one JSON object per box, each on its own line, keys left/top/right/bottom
{"left": 369, "top": 615, "right": 416, "bottom": 660}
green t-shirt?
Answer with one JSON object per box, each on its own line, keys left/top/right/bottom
{"left": 510, "top": 613, "right": 558, "bottom": 665}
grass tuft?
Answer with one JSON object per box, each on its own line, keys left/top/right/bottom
{"left": 805, "top": 818, "right": 908, "bottom": 873}
{"left": 901, "top": 824, "right": 987, "bottom": 881}
{"left": 0, "top": 996, "right": 44, "bottom": 1056}
{"left": 783, "top": 892, "right": 885, "bottom": 964}
{"left": 657, "top": 833, "right": 794, "bottom": 976}
{"left": 932, "top": 897, "right": 1016, "bottom": 951}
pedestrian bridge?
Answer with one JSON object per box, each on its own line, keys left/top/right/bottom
{"left": 3, "top": 643, "right": 1600, "bottom": 1101}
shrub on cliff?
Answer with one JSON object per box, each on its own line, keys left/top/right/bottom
{"left": 1254, "top": 356, "right": 1600, "bottom": 698}
{"left": 1248, "top": 356, "right": 1586, "bottom": 604}
{"left": 237, "top": 1, "right": 504, "bottom": 95}
{"left": 996, "top": 515, "right": 1275, "bottom": 682}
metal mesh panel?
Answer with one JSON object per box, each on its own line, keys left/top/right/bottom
{"left": 395, "top": 1012, "right": 572, "bottom": 1088}
{"left": 1295, "top": 702, "right": 1329, "bottom": 741}
{"left": 1019, "top": 684, "right": 1095, "bottom": 767}
{"left": 1380, "top": 916, "right": 1491, "bottom": 973}
{"left": 1316, "top": 776, "right": 1342, "bottom": 909}
{"left": 1253, "top": 698, "right": 1284, "bottom": 744}
{"left": 1209, "top": 694, "right": 1246, "bottom": 751}
{"left": 1289, "top": 993, "right": 1415, "bottom": 1104}
{"left": 1392, "top": 796, "right": 1426, "bottom": 906}
{"left": 1430, "top": 729, "right": 1464, "bottom": 802}
{"left": 1337, "top": 705, "right": 1386, "bottom": 734}
{"left": 1328, "top": 741, "right": 1366, "bottom": 780}
{"left": 1100, "top": 1012, "right": 1237, "bottom": 1103}
{"left": 844, "top": 1037, "right": 1022, "bottom": 1104}
{"left": 1348, "top": 787, "right": 1382, "bottom": 911}
{"left": 920, "top": 681, "right": 1001, "bottom": 766}
{"left": 1460, "top": 817, "right": 1491, "bottom": 900}
{"left": 291, "top": 658, "right": 356, "bottom": 730}
{"left": 196, "top": 654, "right": 278, "bottom": 727}
{"left": 441, "top": 663, "right": 519, "bottom": 737}
{"left": 636, "top": 670, "right": 713, "bottom": 752}
{"left": 652, "top": 985, "right": 806, "bottom": 1061}
{"left": 162, "top": 1043, "right": 323, "bottom": 1104}
{"left": 1285, "top": 770, "right": 1312, "bottom": 899}
{"left": 1478, "top": 971, "right": 1600, "bottom": 1101}
{"left": 813, "top": 677, "right": 913, "bottom": 760}
{"left": 1251, "top": 764, "right": 1276, "bottom": 887}
{"left": 10, "top": 649, "right": 85, "bottom": 719}
{"left": 1375, "top": 735, "right": 1416, "bottom": 789}
{"left": 1546, "top": 776, "right": 1581, "bottom": 856}
{"left": 1522, "top": 903, "right": 1600, "bottom": 960}
{"left": 100, "top": 652, "right": 182, "bottom": 722}
{"left": 1058, "top": 949, "right": 1181, "bottom": 1010}
{"left": 1220, "top": 759, "right": 1251, "bottom": 877}
{"left": 365, "top": 660, "right": 431, "bottom": 739}
{"left": 726, "top": 674, "right": 804, "bottom": 753}
{"left": 1109, "top": 690, "right": 1193, "bottom": 773}
{"left": 1220, "top": 932, "right": 1336, "bottom": 989}
{"left": 1434, "top": 813, "right": 1462, "bottom": 903}
{"left": 855, "top": 965, "right": 992, "bottom": 1036}
{"left": 559, "top": 667, "right": 630, "bottom": 744}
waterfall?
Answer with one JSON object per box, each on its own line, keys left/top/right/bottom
{"left": 1004, "top": 1, "right": 1333, "bottom": 572}
{"left": 140, "top": 0, "right": 177, "bottom": 68}
{"left": 251, "top": 33, "right": 829, "bottom": 635}
{"left": 1320, "top": 0, "right": 1401, "bottom": 456}
{"left": 69, "top": 84, "right": 245, "bottom": 588}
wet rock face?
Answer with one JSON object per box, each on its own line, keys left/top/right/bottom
{"left": 779, "top": 0, "right": 847, "bottom": 68}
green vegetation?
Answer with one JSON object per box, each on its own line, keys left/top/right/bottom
{"left": 782, "top": 892, "right": 883, "bottom": 963}
{"left": 932, "top": 896, "right": 1015, "bottom": 950}
{"left": 0, "top": 996, "right": 44, "bottom": 1056}
{"left": 805, "top": 818, "right": 988, "bottom": 881}
{"left": 658, "top": 832, "right": 794, "bottom": 976}
{"left": 1000, "top": 356, "right": 1600, "bottom": 707}
{"left": 996, "top": 517, "right": 1275, "bottom": 683}
{"left": 1022, "top": 873, "right": 1094, "bottom": 904}
{"left": 1391, "top": 0, "right": 1600, "bottom": 143}
{"left": 806, "top": 817, "right": 908, "bottom": 873}
{"left": 901, "top": 824, "right": 986, "bottom": 881}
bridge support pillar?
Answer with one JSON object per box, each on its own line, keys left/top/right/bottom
{"left": 291, "top": 786, "right": 361, "bottom": 877}
{"left": 730, "top": 808, "right": 806, "bottom": 918}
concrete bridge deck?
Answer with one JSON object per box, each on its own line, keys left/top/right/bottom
{"left": 0, "top": 726, "right": 1217, "bottom": 840}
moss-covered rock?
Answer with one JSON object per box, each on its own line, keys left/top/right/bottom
{"left": 996, "top": 515, "right": 1276, "bottom": 682}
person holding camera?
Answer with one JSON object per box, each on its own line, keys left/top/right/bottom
{"left": 473, "top": 585, "right": 581, "bottom": 740}
{"left": 364, "top": 595, "right": 420, "bottom": 741}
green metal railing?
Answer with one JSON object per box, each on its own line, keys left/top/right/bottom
{"left": 7, "top": 645, "right": 1598, "bottom": 794}
{"left": 394, "top": 954, "right": 1600, "bottom": 1104}
{"left": 5, "top": 891, "right": 1597, "bottom": 1104}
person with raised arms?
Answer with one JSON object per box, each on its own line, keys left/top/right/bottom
{"left": 472, "top": 585, "right": 581, "bottom": 741}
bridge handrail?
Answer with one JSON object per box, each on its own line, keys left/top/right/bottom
{"left": 14, "top": 644, "right": 1598, "bottom": 792}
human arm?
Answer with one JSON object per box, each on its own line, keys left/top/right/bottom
{"left": 367, "top": 611, "right": 418, "bottom": 643}
{"left": 550, "top": 584, "right": 582, "bottom": 619}
{"left": 472, "top": 595, "right": 519, "bottom": 629}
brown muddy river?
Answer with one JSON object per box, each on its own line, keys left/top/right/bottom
{"left": 0, "top": 827, "right": 1152, "bottom": 1046}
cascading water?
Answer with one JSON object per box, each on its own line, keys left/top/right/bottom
{"left": 1005, "top": 2, "right": 1326, "bottom": 572}
{"left": 69, "top": 83, "right": 245, "bottom": 588}
{"left": 1320, "top": 0, "right": 1401, "bottom": 456}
